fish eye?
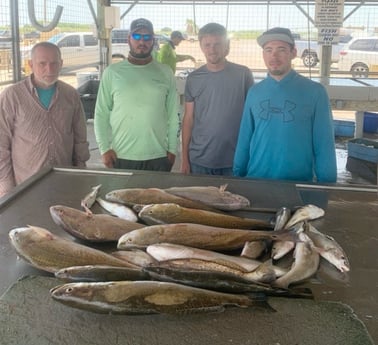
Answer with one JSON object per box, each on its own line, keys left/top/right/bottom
{"left": 66, "top": 287, "right": 74, "bottom": 293}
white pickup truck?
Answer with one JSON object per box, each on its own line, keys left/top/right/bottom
{"left": 295, "top": 35, "right": 352, "bottom": 67}
{"left": 22, "top": 31, "right": 129, "bottom": 70}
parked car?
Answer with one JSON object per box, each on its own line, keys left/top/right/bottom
{"left": 23, "top": 31, "right": 41, "bottom": 40}
{"left": 338, "top": 36, "right": 378, "bottom": 78}
{"left": 21, "top": 31, "right": 129, "bottom": 70}
{"left": 154, "top": 34, "right": 170, "bottom": 48}
{"left": 0, "top": 30, "right": 12, "bottom": 49}
{"left": 111, "top": 29, "right": 129, "bottom": 44}
{"left": 295, "top": 34, "right": 352, "bottom": 67}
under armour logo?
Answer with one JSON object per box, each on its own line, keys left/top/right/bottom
{"left": 259, "top": 100, "right": 296, "bottom": 122}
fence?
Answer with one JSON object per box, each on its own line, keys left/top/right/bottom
{"left": 1, "top": 0, "right": 378, "bottom": 89}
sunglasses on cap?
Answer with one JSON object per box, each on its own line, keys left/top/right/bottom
{"left": 131, "top": 33, "right": 153, "bottom": 41}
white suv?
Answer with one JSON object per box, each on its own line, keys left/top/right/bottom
{"left": 338, "top": 37, "right": 378, "bottom": 78}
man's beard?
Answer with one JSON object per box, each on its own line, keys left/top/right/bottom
{"left": 129, "top": 45, "right": 153, "bottom": 59}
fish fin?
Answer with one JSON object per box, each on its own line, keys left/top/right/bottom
{"left": 244, "top": 293, "right": 276, "bottom": 312}
{"left": 219, "top": 184, "right": 228, "bottom": 192}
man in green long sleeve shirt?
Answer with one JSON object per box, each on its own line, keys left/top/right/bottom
{"left": 157, "top": 31, "right": 196, "bottom": 73}
{"left": 94, "top": 18, "right": 179, "bottom": 172}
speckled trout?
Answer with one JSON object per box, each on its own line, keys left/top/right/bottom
{"left": 273, "top": 232, "right": 320, "bottom": 289}
{"left": 138, "top": 203, "right": 272, "bottom": 229}
{"left": 106, "top": 188, "right": 216, "bottom": 211}
{"left": 164, "top": 184, "right": 250, "bottom": 211}
{"left": 50, "top": 205, "right": 145, "bottom": 242}
{"left": 50, "top": 280, "right": 273, "bottom": 314}
{"left": 55, "top": 265, "right": 149, "bottom": 282}
{"left": 8, "top": 226, "right": 138, "bottom": 273}
{"left": 118, "top": 223, "right": 298, "bottom": 251}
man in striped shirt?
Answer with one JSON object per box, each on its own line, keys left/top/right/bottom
{"left": 0, "top": 42, "right": 89, "bottom": 197}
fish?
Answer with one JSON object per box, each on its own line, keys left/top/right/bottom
{"left": 117, "top": 223, "right": 299, "bottom": 251}
{"left": 8, "top": 226, "right": 138, "bottom": 273}
{"left": 150, "top": 257, "right": 279, "bottom": 284}
{"left": 306, "top": 223, "right": 350, "bottom": 272}
{"left": 143, "top": 266, "right": 313, "bottom": 299}
{"left": 146, "top": 243, "right": 264, "bottom": 272}
{"left": 96, "top": 197, "right": 138, "bottom": 222}
{"left": 271, "top": 222, "right": 305, "bottom": 260}
{"left": 240, "top": 241, "right": 268, "bottom": 259}
{"left": 54, "top": 265, "right": 150, "bottom": 282}
{"left": 138, "top": 203, "right": 272, "bottom": 229}
{"left": 81, "top": 184, "right": 102, "bottom": 215}
{"left": 273, "top": 207, "right": 292, "bottom": 231}
{"left": 284, "top": 204, "right": 325, "bottom": 229}
{"left": 50, "top": 280, "right": 273, "bottom": 314}
{"left": 110, "top": 249, "right": 157, "bottom": 267}
{"left": 163, "top": 184, "right": 251, "bottom": 211}
{"left": 273, "top": 231, "right": 320, "bottom": 289}
{"left": 106, "top": 188, "right": 216, "bottom": 211}
{"left": 50, "top": 205, "right": 145, "bottom": 242}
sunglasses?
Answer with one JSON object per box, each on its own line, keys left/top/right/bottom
{"left": 131, "top": 33, "right": 153, "bottom": 41}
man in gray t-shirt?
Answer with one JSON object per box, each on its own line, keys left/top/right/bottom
{"left": 181, "top": 22, "right": 254, "bottom": 176}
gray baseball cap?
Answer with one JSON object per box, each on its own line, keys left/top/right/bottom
{"left": 257, "top": 27, "right": 295, "bottom": 47}
{"left": 130, "top": 18, "right": 154, "bottom": 34}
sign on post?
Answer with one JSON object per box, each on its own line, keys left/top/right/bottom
{"left": 315, "top": 0, "right": 344, "bottom": 44}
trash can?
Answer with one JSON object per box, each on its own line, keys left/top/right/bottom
{"left": 77, "top": 79, "right": 100, "bottom": 120}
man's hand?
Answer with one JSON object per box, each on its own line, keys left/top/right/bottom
{"left": 180, "top": 156, "right": 191, "bottom": 174}
{"left": 102, "top": 150, "right": 117, "bottom": 168}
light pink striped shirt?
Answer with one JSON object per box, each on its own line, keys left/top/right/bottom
{"left": 0, "top": 76, "right": 90, "bottom": 196}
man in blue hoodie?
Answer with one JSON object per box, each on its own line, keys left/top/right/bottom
{"left": 233, "top": 27, "right": 337, "bottom": 183}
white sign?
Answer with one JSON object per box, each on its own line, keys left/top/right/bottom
{"left": 315, "top": 0, "right": 344, "bottom": 28}
{"left": 318, "top": 27, "right": 340, "bottom": 45}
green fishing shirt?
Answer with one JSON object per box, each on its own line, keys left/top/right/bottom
{"left": 94, "top": 59, "right": 179, "bottom": 161}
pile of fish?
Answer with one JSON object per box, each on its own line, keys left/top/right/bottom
{"left": 8, "top": 184, "right": 350, "bottom": 315}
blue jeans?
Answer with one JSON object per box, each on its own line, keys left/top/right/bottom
{"left": 190, "top": 163, "right": 233, "bottom": 176}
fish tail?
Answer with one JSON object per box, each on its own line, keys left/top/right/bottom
{"left": 273, "top": 228, "right": 301, "bottom": 242}
{"left": 244, "top": 293, "right": 276, "bottom": 312}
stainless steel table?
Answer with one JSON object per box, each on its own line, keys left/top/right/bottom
{"left": 0, "top": 167, "right": 376, "bottom": 344}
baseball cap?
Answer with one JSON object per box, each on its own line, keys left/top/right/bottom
{"left": 257, "top": 27, "right": 295, "bottom": 47}
{"left": 171, "top": 31, "right": 185, "bottom": 40}
{"left": 130, "top": 18, "right": 154, "bottom": 34}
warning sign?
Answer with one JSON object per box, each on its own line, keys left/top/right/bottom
{"left": 315, "top": 0, "right": 344, "bottom": 28}
{"left": 318, "top": 27, "right": 340, "bottom": 45}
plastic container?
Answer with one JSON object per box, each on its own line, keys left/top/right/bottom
{"left": 363, "top": 112, "right": 378, "bottom": 134}
{"left": 76, "top": 71, "right": 99, "bottom": 88}
{"left": 77, "top": 79, "right": 100, "bottom": 120}
{"left": 333, "top": 119, "right": 355, "bottom": 137}
{"left": 347, "top": 138, "right": 378, "bottom": 163}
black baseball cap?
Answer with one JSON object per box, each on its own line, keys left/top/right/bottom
{"left": 171, "top": 31, "right": 185, "bottom": 40}
{"left": 130, "top": 18, "right": 154, "bottom": 34}
{"left": 257, "top": 27, "right": 295, "bottom": 47}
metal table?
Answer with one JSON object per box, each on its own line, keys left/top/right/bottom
{"left": 0, "top": 167, "right": 376, "bottom": 344}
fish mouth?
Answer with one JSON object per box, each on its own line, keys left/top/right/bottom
{"left": 49, "top": 207, "right": 66, "bottom": 227}
{"left": 117, "top": 242, "right": 146, "bottom": 250}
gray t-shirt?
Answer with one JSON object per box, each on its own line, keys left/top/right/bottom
{"left": 185, "top": 61, "right": 254, "bottom": 169}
